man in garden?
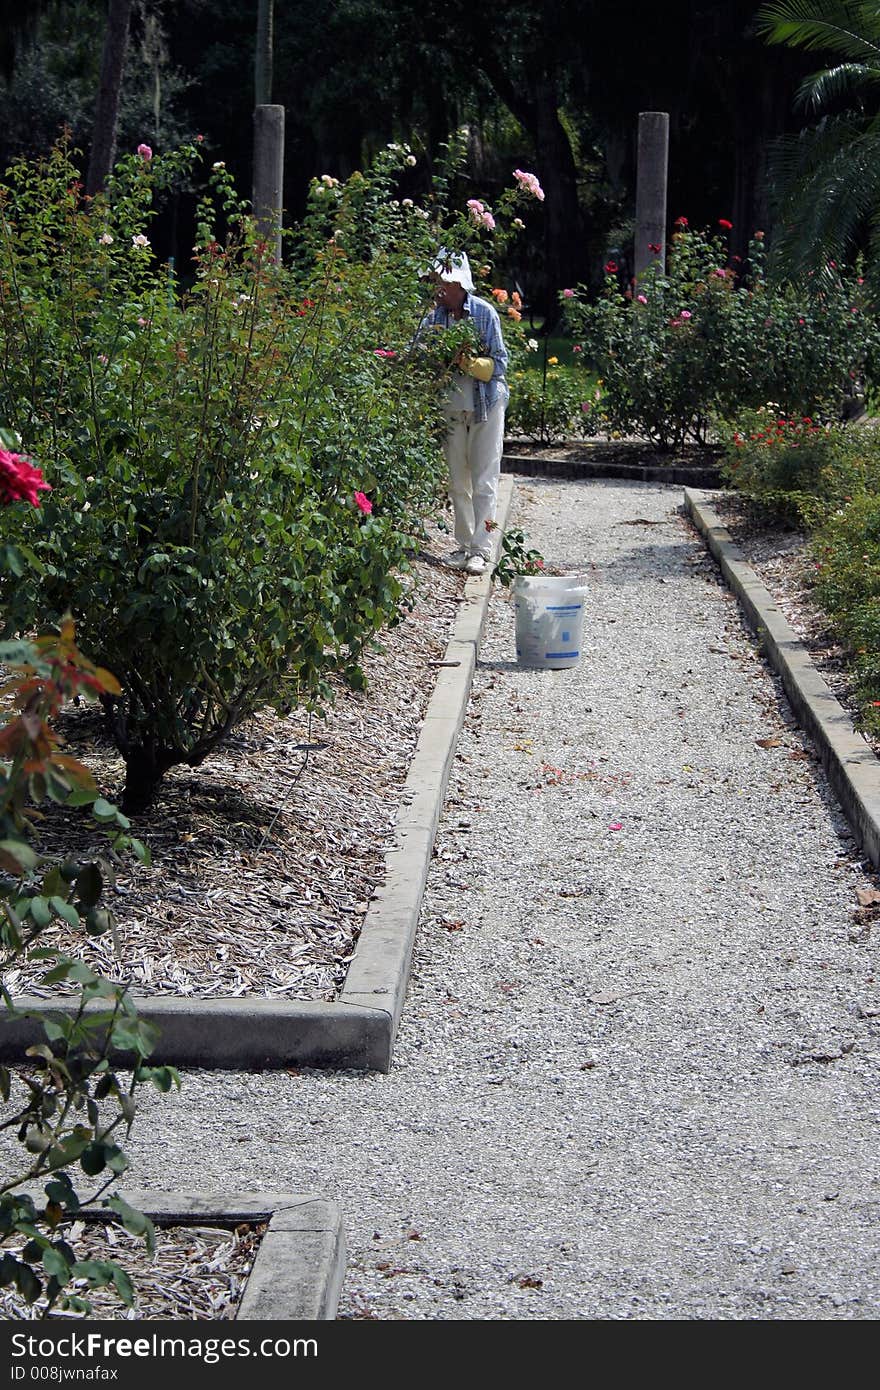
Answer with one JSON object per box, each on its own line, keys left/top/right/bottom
{"left": 426, "top": 252, "right": 509, "bottom": 575}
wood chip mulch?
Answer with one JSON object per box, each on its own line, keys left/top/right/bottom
{"left": 4, "top": 530, "right": 465, "bottom": 1002}
{"left": 0, "top": 1222, "right": 262, "bottom": 1320}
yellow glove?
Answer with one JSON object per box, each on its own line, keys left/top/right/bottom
{"left": 462, "top": 355, "right": 495, "bottom": 383}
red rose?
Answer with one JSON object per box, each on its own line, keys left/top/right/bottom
{"left": 0, "top": 449, "right": 51, "bottom": 507}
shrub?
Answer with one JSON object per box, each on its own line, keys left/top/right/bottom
{"left": 0, "top": 138, "right": 543, "bottom": 810}
{"left": 563, "top": 223, "right": 879, "bottom": 449}
{"left": 0, "top": 141, "right": 446, "bottom": 810}
{"left": 813, "top": 493, "right": 880, "bottom": 732}
{"left": 720, "top": 409, "right": 880, "bottom": 522}
{"left": 0, "top": 622, "right": 177, "bottom": 1317}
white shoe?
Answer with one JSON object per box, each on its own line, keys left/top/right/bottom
{"left": 465, "top": 554, "right": 487, "bottom": 575}
{"left": 444, "top": 549, "right": 470, "bottom": 569}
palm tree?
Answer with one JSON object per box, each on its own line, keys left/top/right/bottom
{"left": 757, "top": 0, "right": 880, "bottom": 282}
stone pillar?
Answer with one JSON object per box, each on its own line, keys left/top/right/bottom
{"left": 253, "top": 104, "right": 285, "bottom": 263}
{"left": 634, "top": 112, "right": 669, "bottom": 284}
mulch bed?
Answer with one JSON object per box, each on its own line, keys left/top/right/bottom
{"left": 5, "top": 527, "right": 465, "bottom": 1002}
{"left": 0, "top": 1221, "right": 262, "bottom": 1320}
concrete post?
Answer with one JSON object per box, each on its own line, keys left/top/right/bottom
{"left": 253, "top": 104, "right": 285, "bottom": 263}
{"left": 634, "top": 112, "right": 669, "bottom": 284}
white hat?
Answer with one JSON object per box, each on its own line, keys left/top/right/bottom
{"left": 432, "top": 250, "right": 475, "bottom": 294}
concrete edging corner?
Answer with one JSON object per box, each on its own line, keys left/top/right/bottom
{"left": 82, "top": 1191, "right": 345, "bottom": 1321}
{"left": 0, "top": 478, "right": 517, "bottom": 1074}
{"left": 685, "top": 487, "right": 880, "bottom": 869}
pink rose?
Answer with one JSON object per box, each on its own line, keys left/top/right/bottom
{"left": 0, "top": 449, "right": 51, "bottom": 507}
{"left": 513, "top": 169, "right": 545, "bottom": 201}
{"left": 137, "top": 143, "right": 153, "bottom": 161}
{"left": 562, "top": 288, "right": 574, "bottom": 298}
{"left": 354, "top": 491, "right": 372, "bottom": 515}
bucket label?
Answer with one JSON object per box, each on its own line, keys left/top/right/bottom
{"left": 545, "top": 651, "right": 579, "bottom": 660}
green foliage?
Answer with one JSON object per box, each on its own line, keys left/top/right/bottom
{"left": 721, "top": 400, "right": 880, "bottom": 734}
{"left": 0, "top": 624, "right": 176, "bottom": 1317}
{"left": 757, "top": 0, "right": 880, "bottom": 288}
{"left": 719, "top": 407, "right": 880, "bottom": 518}
{"left": 506, "top": 363, "right": 598, "bottom": 442}
{"left": 0, "top": 134, "right": 541, "bottom": 809}
{"left": 563, "top": 223, "right": 879, "bottom": 449}
{"left": 0, "top": 138, "right": 442, "bottom": 808}
{"left": 491, "top": 526, "right": 546, "bottom": 586}
{"left": 718, "top": 409, "right": 845, "bottom": 523}
{"left": 813, "top": 490, "right": 880, "bottom": 735}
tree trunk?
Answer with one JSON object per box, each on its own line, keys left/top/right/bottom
{"left": 120, "top": 740, "right": 177, "bottom": 815}
{"left": 86, "top": 0, "right": 134, "bottom": 197}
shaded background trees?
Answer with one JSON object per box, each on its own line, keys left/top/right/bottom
{"left": 0, "top": 0, "right": 819, "bottom": 313}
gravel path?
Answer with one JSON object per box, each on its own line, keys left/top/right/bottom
{"left": 127, "top": 477, "right": 880, "bottom": 1320}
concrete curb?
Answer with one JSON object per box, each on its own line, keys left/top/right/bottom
{"left": 685, "top": 488, "right": 880, "bottom": 869}
{"left": 0, "top": 477, "right": 516, "bottom": 1074}
{"left": 504, "top": 451, "right": 723, "bottom": 487}
{"left": 80, "top": 1191, "right": 345, "bottom": 1320}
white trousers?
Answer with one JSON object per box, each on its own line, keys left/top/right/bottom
{"left": 443, "top": 400, "right": 505, "bottom": 559}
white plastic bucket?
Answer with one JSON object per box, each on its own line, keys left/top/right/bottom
{"left": 513, "top": 575, "right": 587, "bottom": 670}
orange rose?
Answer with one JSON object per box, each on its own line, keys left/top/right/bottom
{"left": 491, "top": 287, "right": 509, "bottom": 303}
{"left": 507, "top": 307, "right": 522, "bottom": 321}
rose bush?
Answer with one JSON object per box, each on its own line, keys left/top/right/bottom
{"left": 563, "top": 222, "right": 880, "bottom": 448}
{"left": 0, "top": 134, "right": 540, "bottom": 809}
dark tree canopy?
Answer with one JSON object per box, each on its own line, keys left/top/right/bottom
{"left": 0, "top": 0, "right": 818, "bottom": 306}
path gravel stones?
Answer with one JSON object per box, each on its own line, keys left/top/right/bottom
{"left": 128, "top": 477, "right": 880, "bottom": 1320}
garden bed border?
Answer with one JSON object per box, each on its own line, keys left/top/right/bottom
{"left": 503, "top": 448, "right": 723, "bottom": 486}
{"left": 0, "top": 479, "right": 515, "bottom": 1074}
{"left": 686, "top": 487, "right": 880, "bottom": 869}
{"left": 70, "top": 1190, "right": 345, "bottom": 1320}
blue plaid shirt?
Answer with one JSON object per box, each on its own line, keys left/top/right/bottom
{"left": 423, "top": 293, "right": 509, "bottom": 423}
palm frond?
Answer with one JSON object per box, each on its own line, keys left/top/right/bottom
{"left": 796, "top": 60, "right": 880, "bottom": 110}
{"left": 757, "top": 0, "right": 880, "bottom": 63}
{"left": 766, "top": 117, "right": 880, "bottom": 278}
